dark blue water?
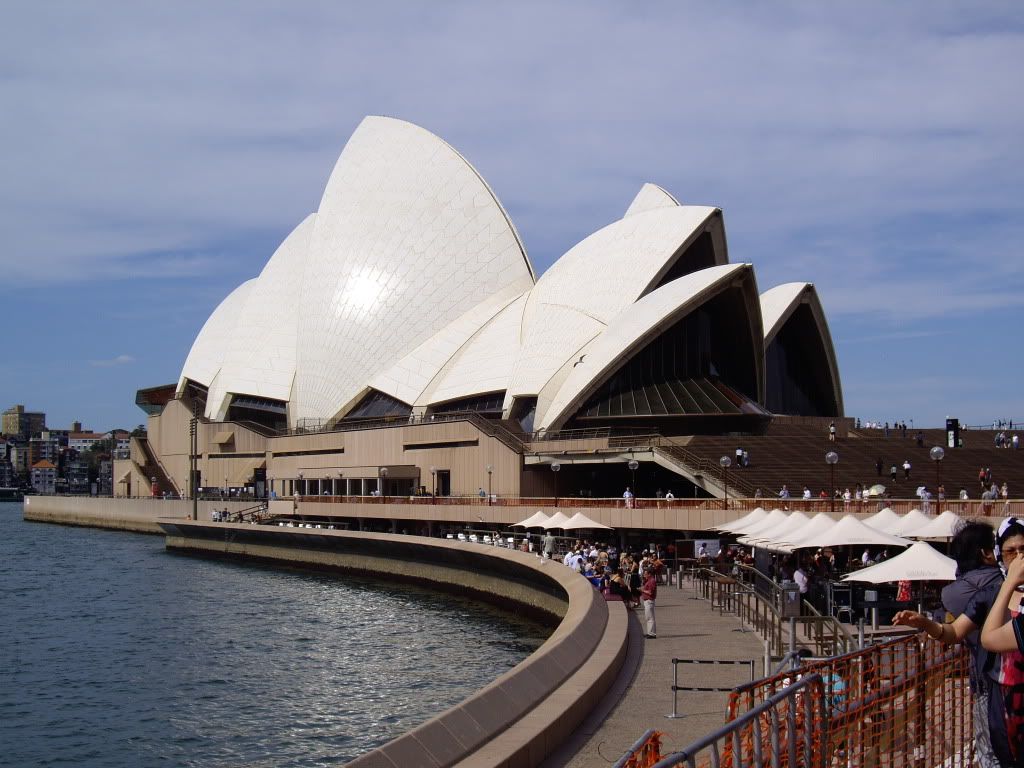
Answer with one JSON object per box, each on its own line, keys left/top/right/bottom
{"left": 0, "top": 503, "right": 548, "bottom": 767}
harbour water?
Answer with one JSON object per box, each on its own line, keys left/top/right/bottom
{"left": 0, "top": 502, "right": 548, "bottom": 767}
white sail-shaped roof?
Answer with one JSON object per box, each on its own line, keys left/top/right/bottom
{"left": 204, "top": 214, "right": 315, "bottom": 419}
{"left": 624, "top": 183, "right": 680, "bottom": 218}
{"left": 178, "top": 279, "right": 256, "bottom": 394}
{"left": 367, "top": 285, "right": 527, "bottom": 407}
{"left": 291, "top": 116, "right": 535, "bottom": 424}
{"left": 505, "top": 206, "right": 724, "bottom": 411}
{"left": 536, "top": 263, "right": 760, "bottom": 430}
{"left": 419, "top": 293, "right": 530, "bottom": 408}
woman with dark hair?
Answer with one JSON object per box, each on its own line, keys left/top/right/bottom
{"left": 980, "top": 518, "right": 1024, "bottom": 764}
{"left": 893, "top": 521, "right": 1007, "bottom": 766}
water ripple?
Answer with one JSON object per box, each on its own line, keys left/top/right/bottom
{"left": 0, "top": 503, "right": 548, "bottom": 766}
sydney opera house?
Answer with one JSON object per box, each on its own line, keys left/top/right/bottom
{"left": 123, "top": 116, "right": 842, "bottom": 523}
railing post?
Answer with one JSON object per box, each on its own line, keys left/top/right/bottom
{"left": 665, "top": 659, "right": 681, "bottom": 719}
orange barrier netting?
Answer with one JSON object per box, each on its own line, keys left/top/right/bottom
{"left": 620, "top": 635, "right": 972, "bottom": 768}
{"left": 725, "top": 635, "right": 973, "bottom": 767}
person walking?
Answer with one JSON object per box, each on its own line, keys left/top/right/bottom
{"left": 829, "top": 421, "right": 837, "bottom": 442}
{"left": 542, "top": 531, "right": 556, "bottom": 559}
{"left": 903, "top": 459, "right": 912, "bottom": 480}
{"left": 875, "top": 457, "right": 883, "bottom": 477}
{"left": 641, "top": 567, "right": 658, "bottom": 638}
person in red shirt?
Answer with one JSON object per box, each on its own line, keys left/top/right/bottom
{"left": 641, "top": 568, "right": 658, "bottom": 639}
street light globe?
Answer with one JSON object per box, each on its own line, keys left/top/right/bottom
{"left": 930, "top": 446, "right": 945, "bottom": 462}
{"left": 825, "top": 451, "right": 839, "bottom": 465}
{"left": 628, "top": 459, "right": 639, "bottom": 471}
{"left": 551, "top": 463, "right": 561, "bottom": 473}
{"left": 486, "top": 464, "right": 493, "bottom": 474}
{"left": 719, "top": 455, "right": 732, "bottom": 469}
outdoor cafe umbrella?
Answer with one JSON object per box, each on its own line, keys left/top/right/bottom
{"left": 786, "top": 514, "right": 912, "bottom": 550}
{"left": 712, "top": 506, "right": 766, "bottom": 533}
{"left": 740, "top": 511, "right": 809, "bottom": 546}
{"left": 865, "top": 484, "right": 887, "bottom": 498}
{"left": 542, "top": 511, "right": 572, "bottom": 530}
{"left": 886, "top": 508, "right": 934, "bottom": 538}
{"left": 766, "top": 512, "right": 839, "bottom": 553}
{"left": 841, "top": 541, "right": 957, "bottom": 584}
{"left": 862, "top": 507, "right": 900, "bottom": 532}
{"left": 729, "top": 508, "right": 788, "bottom": 537}
{"left": 910, "top": 510, "right": 965, "bottom": 540}
{"left": 512, "top": 511, "right": 550, "bottom": 528}
{"left": 562, "top": 512, "right": 612, "bottom": 530}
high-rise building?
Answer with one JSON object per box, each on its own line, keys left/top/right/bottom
{"left": 1, "top": 405, "right": 46, "bottom": 439}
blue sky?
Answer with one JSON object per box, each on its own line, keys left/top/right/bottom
{"left": 1, "top": 2, "right": 1021, "bottom": 432}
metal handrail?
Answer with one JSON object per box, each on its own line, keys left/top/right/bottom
{"left": 652, "top": 674, "right": 827, "bottom": 768}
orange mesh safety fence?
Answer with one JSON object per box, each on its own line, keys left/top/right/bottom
{"left": 620, "top": 635, "right": 972, "bottom": 768}
{"left": 646, "top": 674, "right": 829, "bottom": 768}
{"left": 725, "top": 634, "right": 973, "bottom": 767}
{"left": 614, "top": 729, "right": 664, "bottom": 768}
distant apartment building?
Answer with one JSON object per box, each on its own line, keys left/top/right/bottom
{"left": 98, "top": 459, "right": 113, "bottom": 496}
{"left": 0, "top": 459, "right": 14, "bottom": 487}
{"left": 109, "top": 429, "right": 131, "bottom": 459}
{"left": 9, "top": 442, "right": 29, "bottom": 480}
{"left": 30, "top": 460, "right": 57, "bottom": 494}
{"left": 69, "top": 432, "right": 107, "bottom": 453}
{"left": 2, "top": 405, "right": 46, "bottom": 439}
{"left": 66, "top": 459, "right": 91, "bottom": 495}
{"left": 29, "top": 431, "right": 61, "bottom": 466}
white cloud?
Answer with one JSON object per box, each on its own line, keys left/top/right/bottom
{"left": 89, "top": 354, "right": 135, "bottom": 368}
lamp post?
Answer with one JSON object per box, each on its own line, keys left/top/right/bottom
{"left": 825, "top": 451, "right": 839, "bottom": 516}
{"left": 628, "top": 458, "right": 639, "bottom": 500}
{"left": 551, "top": 462, "right": 560, "bottom": 507}
{"left": 486, "top": 464, "right": 493, "bottom": 506}
{"left": 930, "top": 446, "right": 945, "bottom": 513}
{"left": 430, "top": 466, "right": 436, "bottom": 504}
{"left": 379, "top": 466, "right": 388, "bottom": 503}
{"left": 719, "top": 455, "right": 731, "bottom": 510}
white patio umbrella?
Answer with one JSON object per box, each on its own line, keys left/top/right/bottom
{"left": 512, "top": 511, "right": 550, "bottom": 528}
{"left": 730, "top": 508, "right": 788, "bottom": 537}
{"left": 542, "top": 511, "right": 572, "bottom": 530}
{"left": 886, "top": 508, "right": 934, "bottom": 537}
{"left": 734, "top": 509, "right": 790, "bottom": 539}
{"left": 767, "top": 513, "right": 838, "bottom": 553}
{"left": 862, "top": 507, "right": 900, "bottom": 531}
{"left": 712, "top": 507, "right": 767, "bottom": 533}
{"left": 842, "top": 541, "right": 956, "bottom": 583}
{"left": 562, "top": 512, "right": 613, "bottom": 530}
{"left": 787, "top": 514, "right": 912, "bottom": 549}
{"left": 911, "top": 510, "right": 966, "bottom": 540}
{"left": 740, "top": 512, "right": 809, "bottom": 546}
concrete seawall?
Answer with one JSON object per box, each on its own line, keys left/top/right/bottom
{"left": 22, "top": 496, "right": 254, "bottom": 534}
{"left": 160, "top": 521, "right": 629, "bottom": 768}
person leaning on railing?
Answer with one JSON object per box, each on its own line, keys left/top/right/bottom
{"left": 893, "top": 521, "right": 1008, "bottom": 768}
{"left": 980, "top": 517, "right": 1024, "bottom": 765}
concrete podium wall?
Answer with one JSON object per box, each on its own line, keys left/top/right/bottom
{"left": 22, "top": 496, "right": 253, "bottom": 534}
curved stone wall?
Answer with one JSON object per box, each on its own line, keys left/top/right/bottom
{"left": 158, "top": 521, "right": 628, "bottom": 767}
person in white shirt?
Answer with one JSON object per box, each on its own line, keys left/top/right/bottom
{"left": 802, "top": 487, "right": 811, "bottom": 500}
{"left": 623, "top": 487, "right": 634, "bottom": 508}
{"left": 665, "top": 490, "right": 675, "bottom": 500}
{"left": 793, "top": 565, "right": 809, "bottom": 594}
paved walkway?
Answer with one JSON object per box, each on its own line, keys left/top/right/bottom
{"left": 548, "top": 577, "right": 767, "bottom": 767}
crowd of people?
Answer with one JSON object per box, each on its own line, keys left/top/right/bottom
{"left": 545, "top": 537, "right": 666, "bottom": 639}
